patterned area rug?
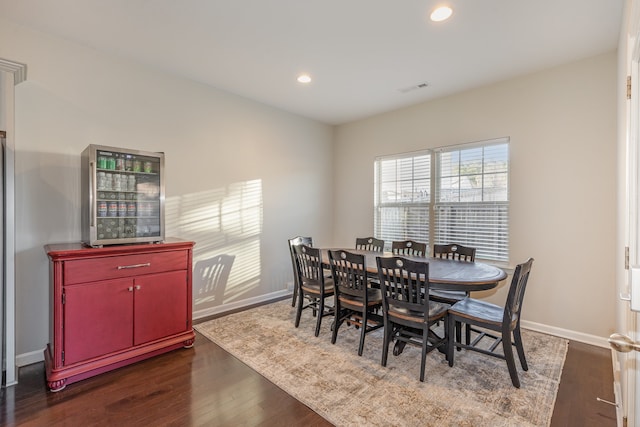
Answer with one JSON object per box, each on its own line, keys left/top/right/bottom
{"left": 195, "top": 300, "right": 567, "bottom": 427}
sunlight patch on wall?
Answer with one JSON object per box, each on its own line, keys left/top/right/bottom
{"left": 165, "top": 180, "right": 263, "bottom": 311}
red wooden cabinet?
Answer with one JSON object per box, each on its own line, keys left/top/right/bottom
{"left": 44, "top": 239, "right": 195, "bottom": 392}
{"left": 134, "top": 271, "right": 188, "bottom": 345}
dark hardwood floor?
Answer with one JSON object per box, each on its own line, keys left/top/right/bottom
{"left": 551, "top": 341, "right": 617, "bottom": 427}
{"left": 0, "top": 324, "right": 617, "bottom": 426}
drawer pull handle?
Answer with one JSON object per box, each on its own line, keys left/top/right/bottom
{"left": 117, "top": 263, "right": 151, "bottom": 270}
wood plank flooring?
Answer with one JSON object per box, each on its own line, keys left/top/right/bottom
{"left": 551, "top": 340, "right": 618, "bottom": 426}
{"left": 0, "top": 323, "right": 618, "bottom": 426}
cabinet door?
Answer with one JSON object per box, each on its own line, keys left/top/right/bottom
{"left": 133, "top": 270, "right": 188, "bottom": 345}
{"left": 63, "top": 278, "right": 134, "bottom": 365}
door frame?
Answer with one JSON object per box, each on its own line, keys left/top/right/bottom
{"left": 0, "top": 58, "right": 26, "bottom": 387}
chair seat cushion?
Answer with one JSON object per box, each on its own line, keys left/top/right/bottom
{"left": 429, "top": 289, "right": 467, "bottom": 303}
{"left": 389, "top": 300, "right": 448, "bottom": 322}
{"left": 302, "top": 278, "right": 335, "bottom": 295}
{"left": 339, "top": 287, "right": 382, "bottom": 306}
{"left": 449, "top": 298, "right": 503, "bottom": 325}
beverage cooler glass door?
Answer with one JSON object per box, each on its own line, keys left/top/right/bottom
{"left": 81, "top": 144, "right": 165, "bottom": 247}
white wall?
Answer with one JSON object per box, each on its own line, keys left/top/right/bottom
{"left": 0, "top": 20, "right": 334, "bottom": 360}
{"left": 334, "top": 52, "right": 618, "bottom": 340}
{"left": 0, "top": 16, "right": 619, "bottom": 361}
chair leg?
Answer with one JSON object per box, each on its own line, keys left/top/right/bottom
{"left": 381, "top": 319, "right": 391, "bottom": 367}
{"left": 315, "top": 297, "right": 324, "bottom": 337}
{"left": 291, "top": 282, "right": 298, "bottom": 307}
{"left": 294, "top": 292, "right": 304, "bottom": 328}
{"left": 513, "top": 325, "right": 529, "bottom": 371}
{"left": 419, "top": 325, "right": 428, "bottom": 382}
{"left": 358, "top": 308, "right": 367, "bottom": 356}
{"left": 455, "top": 320, "right": 462, "bottom": 351}
{"left": 447, "top": 315, "right": 455, "bottom": 367}
{"left": 331, "top": 303, "right": 341, "bottom": 344}
{"left": 442, "top": 315, "right": 449, "bottom": 363}
{"left": 502, "top": 328, "right": 521, "bottom": 388}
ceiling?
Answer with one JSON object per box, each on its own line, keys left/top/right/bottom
{"left": 1, "top": 0, "right": 625, "bottom": 125}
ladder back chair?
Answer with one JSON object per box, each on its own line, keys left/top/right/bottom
{"left": 376, "top": 256, "right": 449, "bottom": 382}
{"left": 355, "top": 237, "right": 384, "bottom": 252}
{"left": 392, "top": 240, "right": 427, "bottom": 257}
{"left": 429, "top": 243, "right": 477, "bottom": 304}
{"left": 446, "top": 258, "right": 534, "bottom": 388}
{"left": 328, "top": 250, "right": 383, "bottom": 356}
{"left": 430, "top": 243, "right": 479, "bottom": 350}
{"left": 288, "top": 236, "right": 313, "bottom": 307}
{"left": 292, "top": 244, "right": 335, "bottom": 337}
{"left": 433, "top": 243, "right": 476, "bottom": 261}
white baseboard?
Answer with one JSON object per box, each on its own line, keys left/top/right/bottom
{"left": 16, "top": 348, "right": 44, "bottom": 367}
{"left": 14, "top": 290, "right": 290, "bottom": 369}
{"left": 14, "top": 293, "right": 609, "bottom": 370}
{"left": 193, "top": 289, "right": 290, "bottom": 320}
{"left": 521, "top": 319, "right": 609, "bottom": 348}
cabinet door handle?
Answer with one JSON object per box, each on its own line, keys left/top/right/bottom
{"left": 117, "top": 263, "right": 151, "bottom": 270}
{"left": 135, "top": 285, "right": 141, "bottom": 291}
{"left": 128, "top": 286, "right": 133, "bottom": 292}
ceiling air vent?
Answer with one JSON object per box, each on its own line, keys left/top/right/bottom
{"left": 397, "top": 82, "right": 429, "bottom": 94}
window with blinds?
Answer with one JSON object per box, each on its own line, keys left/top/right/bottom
{"left": 434, "top": 140, "right": 509, "bottom": 261}
{"left": 374, "top": 138, "right": 509, "bottom": 262}
{"left": 374, "top": 152, "right": 431, "bottom": 248}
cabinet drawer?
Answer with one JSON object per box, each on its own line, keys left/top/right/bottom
{"left": 64, "top": 250, "right": 188, "bottom": 284}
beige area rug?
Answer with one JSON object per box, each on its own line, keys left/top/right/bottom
{"left": 195, "top": 300, "right": 568, "bottom": 427}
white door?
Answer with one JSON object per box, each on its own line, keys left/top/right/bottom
{"left": 613, "top": 16, "right": 640, "bottom": 426}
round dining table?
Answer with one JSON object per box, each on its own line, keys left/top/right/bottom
{"left": 321, "top": 248, "right": 507, "bottom": 292}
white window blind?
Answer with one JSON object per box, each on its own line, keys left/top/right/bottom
{"left": 374, "top": 153, "right": 430, "bottom": 249}
{"left": 374, "top": 138, "right": 509, "bottom": 262}
{"left": 434, "top": 140, "right": 509, "bottom": 262}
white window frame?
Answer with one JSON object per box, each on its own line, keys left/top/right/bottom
{"left": 374, "top": 151, "right": 431, "bottom": 249}
{"left": 374, "top": 137, "right": 509, "bottom": 263}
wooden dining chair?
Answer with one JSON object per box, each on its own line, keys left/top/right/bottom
{"left": 328, "top": 250, "right": 383, "bottom": 356}
{"left": 355, "top": 237, "right": 384, "bottom": 252}
{"left": 433, "top": 243, "right": 476, "bottom": 261}
{"left": 429, "top": 243, "right": 477, "bottom": 305}
{"left": 288, "top": 236, "right": 313, "bottom": 307}
{"left": 376, "top": 256, "right": 449, "bottom": 382}
{"left": 446, "top": 258, "right": 534, "bottom": 388}
{"left": 391, "top": 240, "right": 427, "bottom": 257}
{"left": 292, "top": 244, "right": 335, "bottom": 336}
{"left": 430, "top": 243, "right": 479, "bottom": 350}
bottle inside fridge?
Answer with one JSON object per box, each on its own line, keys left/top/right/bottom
{"left": 81, "top": 145, "right": 165, "bottom": 247}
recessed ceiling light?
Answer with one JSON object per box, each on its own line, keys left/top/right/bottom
{"left": 297, "top": 74, "right": 312, "bottom": 84}
{"left": 430, "top": 6, "right": 453, "bottom": 22}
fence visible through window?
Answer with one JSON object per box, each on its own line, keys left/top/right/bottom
{"left": 374, "top": 138, "right": 509, "bottom": 262}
